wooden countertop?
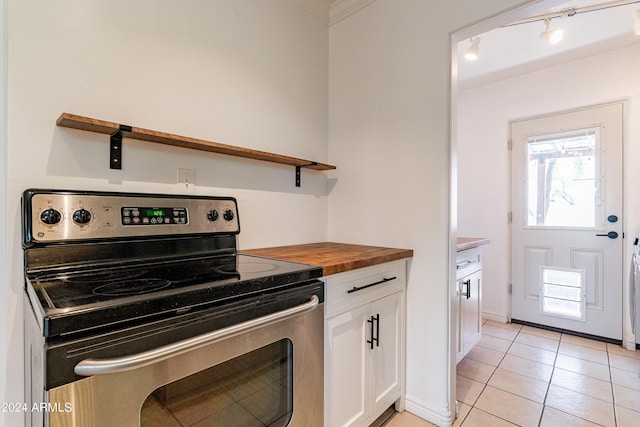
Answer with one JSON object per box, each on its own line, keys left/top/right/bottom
{"left": 457, "top": 237, "right": 490, "bottom": 252}
{"left": 241, "top": 242, "right": 413, "bottom": 276}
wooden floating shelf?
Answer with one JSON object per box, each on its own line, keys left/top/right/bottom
{"left": 56, "top": 113, "right": 336, "bottom": 187}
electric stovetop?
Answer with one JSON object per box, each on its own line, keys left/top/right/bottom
{"left": 22, "top": 189, "right": 322, "bottom": 339}
{"left": 26, "top": 253, "right": 322, "bottom": 338}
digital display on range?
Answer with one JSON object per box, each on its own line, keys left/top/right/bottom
{"left": 146, "top": 209, "right": 166, "bottom": 217}
{"left": 121, "top": 207, "right": 188, "bottom": 225}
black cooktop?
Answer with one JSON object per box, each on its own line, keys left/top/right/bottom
{"left": 26, "top": 253, "right": 322, "bottom": 338}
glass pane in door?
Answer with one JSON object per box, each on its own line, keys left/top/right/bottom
{"left": 141, "top": 339, "right": 293, "bottom": 427}
{"left": 526, "top": 129, "right": 600, "bottom": 228}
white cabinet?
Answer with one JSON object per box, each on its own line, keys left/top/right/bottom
{"left": 324, "top": 260, "right": 406, "bottom": 427}
{"left": 455, "top": 247, "right": 482, "bottom": 363}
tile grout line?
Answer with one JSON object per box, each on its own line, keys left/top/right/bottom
{"left": 460, "top": 323, "right": 640, "bottom": 427}
{"left": 535, "top": 333, "right": 615, "bottom": 427}
{"left": 536, "top": 330, "right": 560, "bottom": 427}
{"left": 483, "top": 327, "right": 604, "bottom": 427}
{"left": 457, "top": 320, "right": 511, "bottom": 426}
{"left": 552, "top": 333, "right": 621, "bottom": 427}
{"left": 515, "top": 327, "right": 559, "bottom": 427}
{"left": 462, "top": 324, "right": 532, "bottom": 427}
{"left": 607, "top": 344, "right": 619, "bottom": 427}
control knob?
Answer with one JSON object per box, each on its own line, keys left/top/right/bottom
{"left": 72, "top": 208, "right": 92, "bottom": 225}
{"left": 223, "top": 209, "right": 234, "bottom": 221}
{"left": 207, "top": 209, "right": 219, "bottom": 222}
{"left": 40, "top": 208, "right": 62, "bottom": 225}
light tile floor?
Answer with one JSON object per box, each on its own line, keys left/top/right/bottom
{"left": 386, "top": 320, "right": 640, "bottom": 427}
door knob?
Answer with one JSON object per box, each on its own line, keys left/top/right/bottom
{"left": 596, "top": 231, "right": 619, "bottom": 239}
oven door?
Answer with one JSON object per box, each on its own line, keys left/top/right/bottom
{"left": 46, "top": 292, "right": 324, "bottom": 427}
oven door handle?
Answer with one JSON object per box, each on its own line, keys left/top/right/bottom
{"left": 74, "top": 294, "right": 319, "bottom": 377}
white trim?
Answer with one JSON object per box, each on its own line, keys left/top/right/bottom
{"left": 482, "top": 311, "right": 509, "bottom": 324}
{"left": 404, "top": 395, "right": 454, "bottom": 427}
{"left": 295, "top": 0, "right": 330, "bottom": 26}
{"left": 329, "top": 0, "right": 376, "bottom": 26}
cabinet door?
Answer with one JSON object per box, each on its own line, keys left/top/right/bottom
{"left": 370, "top": 292, "right": 402, "bottom": 416}
{"left": 461, "top": 270, "right": 482, "bottom": 355}
{"left": 326, "top": 304, "right": 370, "bottom": 427}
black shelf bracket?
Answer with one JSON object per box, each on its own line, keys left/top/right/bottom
{"left": 295, "top": 162, "right": 318, "bottom": 187}
{"left": 109, "top": 124, "right": 132, "bottom": 170}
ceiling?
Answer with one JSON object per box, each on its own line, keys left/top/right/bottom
{"left": 457, "top": 0, "right": 640, "bottom": 88}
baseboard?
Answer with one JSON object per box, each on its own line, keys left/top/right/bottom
{"left": 481, "top": 311, "right": 508, "bottom": 324}
{"left": 403, "top": 395, "right": 453, "bottom": 427}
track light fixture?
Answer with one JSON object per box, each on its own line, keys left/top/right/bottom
{"left": 540, "top": 18, "right": 563, "bottom": 44}
{"left": 461, "top": 2, "right": 638, "bottom": 61}
{"left": 464, "top": 38, "right": 480, "bottom": 61}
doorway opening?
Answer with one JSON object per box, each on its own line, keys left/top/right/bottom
{"left": 449, "top": 0, "right": 637, "bottom": 421}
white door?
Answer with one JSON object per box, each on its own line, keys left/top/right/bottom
{"left": 511, "top": 102, "right": 623, "bottom": 340}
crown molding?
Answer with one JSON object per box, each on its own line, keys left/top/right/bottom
{"left": 329, "top": 0, "right": 377, "bottom": 26}
{"left": 295, "top": 0, "right": 330, "bottom": 26}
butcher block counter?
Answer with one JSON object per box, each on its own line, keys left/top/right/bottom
{"left": 457, "top": 237, "right": 490, "bottom": 252}
{"left": 241, "top": 242, "right": 413, "bottom": 276}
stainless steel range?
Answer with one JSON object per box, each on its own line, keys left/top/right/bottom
{"left": 22, "top": 189, "right": 324, "bottom": 427}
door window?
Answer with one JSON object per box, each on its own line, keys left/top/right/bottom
{"left": 141, "top": 339, "right": 293, "bottom": 427}
{"left": 526, "top": 128, "right": 600, "bottom": 228}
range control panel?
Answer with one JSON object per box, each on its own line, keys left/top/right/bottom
{"left": 24, "top": 190, "right": 240, "bottom": 243}
{"left": 121, "top": 207, "right": 188, "bottom": 225}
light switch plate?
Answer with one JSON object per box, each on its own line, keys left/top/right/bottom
{"left": 177, "top": 168, "right": 195, "bottom": 193}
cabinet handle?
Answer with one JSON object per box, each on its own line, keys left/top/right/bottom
{"left": 464, "top": 279, "right": 471, "bottom": 300}
{"left": 367, "top": 316, "right": 375, "bottom": 349}
{"left": 348, "top": 277, "right": 397, "bottom": 294}
{"left": 374, "top": 313, "right": 380, "bottom": 347}
{"left": 456, "top": 260, "right": 476, "bottom": 270}
{"left": 366, "top": 314, "right": 380, "bottom": 349}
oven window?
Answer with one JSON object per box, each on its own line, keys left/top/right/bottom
{"left": 141, "top": 339, "right": 293, "bottom": 427}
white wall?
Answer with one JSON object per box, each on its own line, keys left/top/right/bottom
{"left": 457, "top": 43, "right": 640, "bottom": 341}
{"left": 328, "top": 0, "right": 522, "bottom": 425}
{"left": 4, "top": 1, "right": 329, "bottom": 425}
